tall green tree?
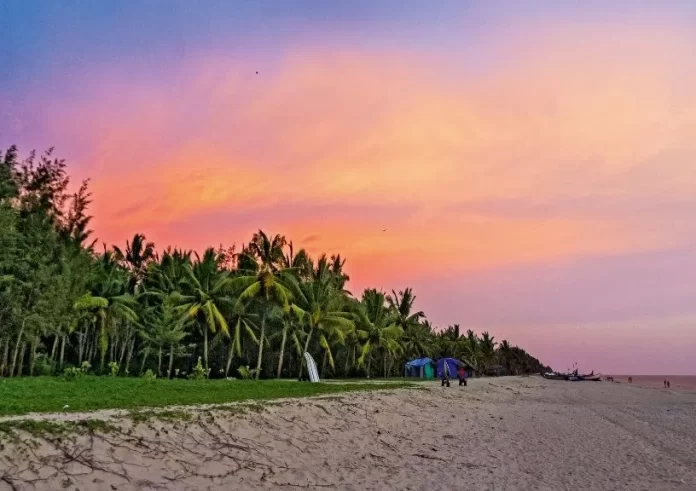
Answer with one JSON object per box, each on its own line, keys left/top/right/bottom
{"left": 231, "top": 231, "right": 292, "bottom": 380}
{"left": 173, "top": 248, "right": 232, "bottom": 376}
{"left": 355, "top": 289, "right": 403, "bottom": 378}
{"left": 287, "top": 259, "right": 354, "bottom": 378}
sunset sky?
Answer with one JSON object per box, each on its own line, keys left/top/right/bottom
{"left": 2, "top": 1, "right": 695, "bottom": 374}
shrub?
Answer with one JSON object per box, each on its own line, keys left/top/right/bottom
{"left": 63, "top": 361, "right": 92, "bottom": 380}
{"left": 63, "top": 366, "right": 83, "bottom": 380}
{"left": 142, "top": 369, "right": 157, "bottom": 380}
{"left": 107, "top": 361, "right": 119, "bottom": 377}
{"left": 188, "top": 357, "right": 206, "bottom": 380}
{"left": 35, "top": 354, "right": 54, "bottom": 376}
{"left": 237, "top": 365, "right": 252, "bottom": 380}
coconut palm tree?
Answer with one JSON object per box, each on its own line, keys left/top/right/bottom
{"left": 114, "top": 233, "right": 155, "bottom": 293}
{"left": 329, "top": 254, "right": 350, "bottom": 291}
{"left": 355, "top": 289, "right": 403, "bottom": 378}
{"left": 283, "top": 241, "right": 313, "bottom": 279}
{"left": 73, "top": 289, "right": 138, "bottom": 371}
{"left": 172, "top": 248, "right": 232, "bottom": 376}
{"left": 402, "top": 322, "right": 436, "bottom": 358}
{"left": 230, "top": 230, "right": 292, "bottom": 380}
{"left": 387, "top": 288, "right": 424, "bottom": 329}
{"left": 479, "top": 331, "right": 497, "bottom": 371}
{"left": 224, "top": 301, "right": 259, "bottom": 377}
{"left": 273, "top": 305, "right": 306, "bottom": 378}
{"left": 140, "top": 301, "right": 189, "bottom": 377}
{"left": 286, "top": 260, "right": 354, "bottom": 377}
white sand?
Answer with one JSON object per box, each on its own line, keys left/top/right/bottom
{"left": 1, "top": 376, "right": 695, "bottom": 490}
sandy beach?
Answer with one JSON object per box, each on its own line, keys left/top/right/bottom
{"left": 1, "top": 376, "right": 695, "bottom": 490}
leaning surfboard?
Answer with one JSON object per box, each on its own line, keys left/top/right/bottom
{"left": 303, "top": 352, "right": 320, "bottom": 383}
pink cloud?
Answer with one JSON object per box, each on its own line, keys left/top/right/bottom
{"left": 9, "top": 15, "right": 696, "bottom": 372}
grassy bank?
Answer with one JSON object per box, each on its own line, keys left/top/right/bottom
{"left": 0, "top": 377, "right": 412, "bottom": 416}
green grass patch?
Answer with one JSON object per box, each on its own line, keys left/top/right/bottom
{"left": 0, "top": 418, "right": 119, "bottom": 440}
{"left": 0, "top": 377, "right": 412, "bottom": 416}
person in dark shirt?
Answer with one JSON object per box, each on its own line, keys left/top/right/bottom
{"left": 457, "top": 366, "right": 467, "bottom": 386}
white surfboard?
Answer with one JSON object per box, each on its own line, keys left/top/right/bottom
{"left": 303, "top": 352, "right": 320, "bottom": 383}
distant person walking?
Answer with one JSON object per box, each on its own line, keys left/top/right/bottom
{"left": 628, "top": 376, "right": 632, "bottom": 383}
{"left": 664, "top": 379, "right": 667, "bottom": 388}
{"left": 667, "top": 380, "right": 671, "bottom": 389}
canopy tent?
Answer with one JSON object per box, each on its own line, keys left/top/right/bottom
{"left": 404, "top": 358, "right": 434, "bottom": 379}
{"left": 437, "top": 358, "right": 464, "bottom": 379}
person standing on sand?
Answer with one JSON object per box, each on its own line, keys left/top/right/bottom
{"left": 667, "top": 380, "right": 671, "bottom": 389}
{"left": 441, "top": 361, "right": 451, "bottom": 387}
{"left": 664, "top": 380, "right": 667, "bottom": 388}
{"left": 457, "top": 366, "right": 467, "bottom": 386}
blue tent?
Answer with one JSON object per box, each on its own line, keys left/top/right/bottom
{"left": 405, "top": 358, "right": 434, "bottom": 379}
{"left": 437, "top": 358, "right": 464, "bottom": 378}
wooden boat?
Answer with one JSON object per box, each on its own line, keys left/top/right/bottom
{"left": 577, "top": 370, "right": 602, "bottom": 381}
{"left": 542, "top": 372, "right": 566, "bottom": 380}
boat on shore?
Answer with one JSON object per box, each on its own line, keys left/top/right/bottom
{"left": 542, "top": 369, "right": 602, "bottom": 382}
{"left": 542, "top": 372, "right": 567, "bottom": 380}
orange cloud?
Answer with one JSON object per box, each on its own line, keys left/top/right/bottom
{"left": 38, "top": 17, "right": 696, "bottom": 280}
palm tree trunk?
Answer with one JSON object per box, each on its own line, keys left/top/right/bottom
{"left": 157, "top": 346, "right": 163, "bottom": 377}
{"left": 15, "top": 342, "right": 26, "bottom": 377}
{"left": 276, "top": 322, "right": 288, "bottom": 379}
{"left": 225, "top": 342, "right": 235, "bottom": 378}
{"left": 29, "top": 338, "right": 38, "bottom": 376}
{"left": 50, "top": 335, "right": 59, "bottom": 362}
{"left": 168, "top": 344, "right": 175, "bottom": 379}
{"left": 343, "top": 348, "right": 350, "bottom": 376}
{"left": 1, "top": 337, "right": 9, "bottom": 377}
{"left": 203, "top": 328, "right": 209, "bottom": 377}
{"left": 125, "top": 338, "right": 135, "bottom": 375}
{"left": 321, "top": 350, "right": 328, "bottom": 377}
{"left": 139, "top": 346, "right": 150, "bottom": 375}
{"left": 85, "top": 339, "right": 91, "bottom": 365}
{"left": 10, "top": 319, "right": 26, "bottom": 378}
{"left": 118, "top": 331, "right": 130, "bottom": 367}
{"left": 298, "top": 327, "right": 313, "bottom": 379}
{"left": 78, "top": 327, "right": 85, "bottom": 364}
{"left": 100, "top": 348, "right": 106, "bottom": 372}
{"left": 255, "top": 311, "right": 266, "bottom": 380}
{"left": 85, "top": 334, "right": 93, "bottom": 365}
{"left": 59, "top": 335, "right": 67, "bottom": 370}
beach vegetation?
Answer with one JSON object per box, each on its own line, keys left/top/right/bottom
{"left": 0, "top": 146, "right": 547, "bottom": 394}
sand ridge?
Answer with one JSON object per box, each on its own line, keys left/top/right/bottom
{"left": 1, "top": 377, "right": 695, "bottom": 490}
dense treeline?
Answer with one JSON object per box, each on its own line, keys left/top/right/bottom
{"left": 0, "top": 146, "right": 548, "bottom": 379}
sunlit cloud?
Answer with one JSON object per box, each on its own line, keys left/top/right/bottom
{"left": 4, "top": 10, "right": 696, "bottom": 372}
